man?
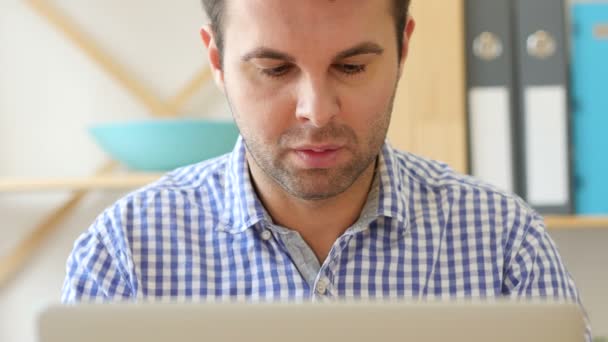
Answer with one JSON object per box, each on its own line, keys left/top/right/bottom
{"left": 63, "top": 0, "right": 589, "bottom": 335}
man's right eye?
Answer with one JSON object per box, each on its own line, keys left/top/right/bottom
{"left": 260, "top": 64, "right": 293, "bottom": 78}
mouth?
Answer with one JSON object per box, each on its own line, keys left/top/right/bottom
{"left": 292, "top": 145, "right": 344, "bottom": 169}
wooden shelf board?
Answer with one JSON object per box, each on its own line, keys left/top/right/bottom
{"left": 0, "top": 174, "right": 164, "bottom": 193}
{"left": 544, "top": 216, "right": 608, "bottom": 229}
{"left": 2, "top": 177, "right": 607, "bottom": 229}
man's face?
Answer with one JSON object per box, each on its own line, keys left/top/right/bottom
{"left": 215, "top": 0, "right": 409, "bottom": 200}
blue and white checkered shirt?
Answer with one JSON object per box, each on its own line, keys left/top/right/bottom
{"left": 62, "top": 137, "right": 589, "bottom": 335}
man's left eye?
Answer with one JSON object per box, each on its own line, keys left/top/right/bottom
{"left": 335, "top": 64, "right": 366, "bottom": 75}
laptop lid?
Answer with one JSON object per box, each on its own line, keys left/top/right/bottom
{"left": 38, "top": 300, "right": 586, "bottom": 342}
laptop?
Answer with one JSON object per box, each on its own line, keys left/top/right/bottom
{"left": 37, "top": 300, "right": 586, "bottom": 342}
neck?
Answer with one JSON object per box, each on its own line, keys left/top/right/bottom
{"left": 247, "top": 154, "right": 376, "bottom": 262}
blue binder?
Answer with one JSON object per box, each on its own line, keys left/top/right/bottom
{"left": 571, "top": 3, "right": 608, "bottom": 214}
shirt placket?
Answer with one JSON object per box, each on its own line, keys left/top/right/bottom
{"left": 263, "top": 222, "right": 349, "bottom": 300}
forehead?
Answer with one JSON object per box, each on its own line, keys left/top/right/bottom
{"left": 222, "top": 0, "right": 395, "bottom": 59}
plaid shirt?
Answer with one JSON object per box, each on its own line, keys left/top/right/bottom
{"left": 62, "top": 137, "right": 589, "bottom": 336}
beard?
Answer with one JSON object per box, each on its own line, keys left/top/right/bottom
{"left": 228, "top": 91, "right": 395, "bottom": 202}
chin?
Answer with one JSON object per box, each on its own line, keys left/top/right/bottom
{"left": 280, "top": 175, "right": 352, "bottom": 201}
{"left": 286, "top": 188, "right": 348, "bottom": 201}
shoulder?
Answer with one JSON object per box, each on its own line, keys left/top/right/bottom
{"left": 390, "top": 148, "right": 541, "bottom": 233}
{"left": 90, "top": 153, "right": 233, "bottom": 244}
{"left": 393, "top": 148, "right": 530, "bottom": 206}
{"left": 390, "top": 148, "right": 555, "bottom": 266}
{"left": 143, "top": 153, "right": 231, "bottom": 193}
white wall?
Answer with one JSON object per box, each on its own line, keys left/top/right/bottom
{"left": 0, "top": 1, "right": 229, "bottom": 341}
{"left": 0, "top": 1, "right": 606, "bottom": 341}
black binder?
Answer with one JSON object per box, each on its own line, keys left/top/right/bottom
{"left": 512, "top": 0, "right": 573, "bottom": 214}
{"left": 465, "top": 0, "right": 518, "bottom": 194}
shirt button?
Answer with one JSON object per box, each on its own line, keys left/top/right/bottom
{"left": 261, "top": 230, "right": 272, "bottom": 241}
{"left": 316, "top": 277, "right": 330, "bottom": 295}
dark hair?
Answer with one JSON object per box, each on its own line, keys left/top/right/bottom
{"left": 201, "top": 0, "right": 412, "bottom": 66}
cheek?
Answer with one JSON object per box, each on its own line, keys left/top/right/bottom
{"left": 340, "top": 74, "right": 396, "bottom": 132}
{"left": 226, "top": 72, "right": 295, "bottom": 143}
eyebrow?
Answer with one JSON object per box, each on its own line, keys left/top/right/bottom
{"left": 241, "top": 41, "right": 384, "bottom": 63}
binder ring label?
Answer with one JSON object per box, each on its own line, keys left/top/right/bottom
{"left": 526, "top": 30, "right": 556, "bottom": 59}
{"left": 473, "top": 32, "right": 503, "bottom": 61}
{"left": 594, "top": 24, "right": 608, "bottom": 40}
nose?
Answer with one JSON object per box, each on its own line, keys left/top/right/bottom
{"left": 295, "top": 75, "right": 340, "bottom": 127}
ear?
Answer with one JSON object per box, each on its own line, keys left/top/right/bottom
{"left": 200, "top": 25, "right": 226, "bottom": 93}
{"left": 397, "top": 16, "right": 416, "bottom": 79}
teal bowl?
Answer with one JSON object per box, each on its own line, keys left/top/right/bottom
{"left": 89, "top": 119, "right": 240, "bottom": 171}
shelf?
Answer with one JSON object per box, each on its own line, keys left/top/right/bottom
{"left": 544, "top": 216, "right": 608, "bottom": 229}
{"left": 1, "top": 176, "right": 607, "bottom": 229}
{"left": 0, "top": 174, "right": 164, "bottom": 193}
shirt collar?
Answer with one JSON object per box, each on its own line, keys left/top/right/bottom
{"left": 220, "top": 137, "right": 409, "bottom": 233}
{"left": 376, "top": 141, "right": 409, "bottom": 225}
{"left": 220, "top": 136, "right": 270, "bottom": 233}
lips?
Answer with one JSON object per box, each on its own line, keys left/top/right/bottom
{"left": 292, "top": 145, "right": 344, "bottom": 169}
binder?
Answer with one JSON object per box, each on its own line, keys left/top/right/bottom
{"left": 465, "top": 0, "right": 517, "bottom": 194}
{"left": 571, "top": 3, "right": 608, "bottom": 214}
{"left": 512, "top": 0, "right": 573, "bottom": 214}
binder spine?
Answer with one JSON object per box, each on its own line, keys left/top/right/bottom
{"left": 513, "top": 0, "right": 573, "bottom": 214}
{"left": 465, "top": 0, "right": 517, "bottom": 193}
{"left": 571, "top": 3, "right": 608, "bottom": 214}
